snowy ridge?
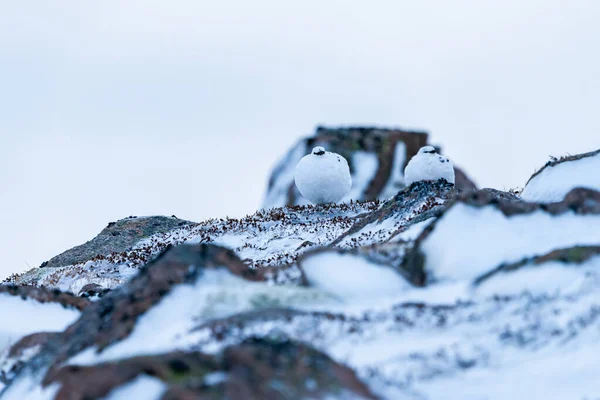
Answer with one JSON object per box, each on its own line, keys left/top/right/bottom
{"left": 4, "top": 202, "right": 381, "bottom": 292}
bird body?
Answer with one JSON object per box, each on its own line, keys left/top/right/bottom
{"left": 294, "top": 146, "right": 352, "bottom": 204}
{"left": 404, "top": 146, "right": 455, "bottom": 186}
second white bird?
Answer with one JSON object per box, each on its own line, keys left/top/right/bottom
{"left": 404, "top": 146, "right": 455, "bottom": 186}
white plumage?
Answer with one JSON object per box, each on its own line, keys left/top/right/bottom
{"left": 404, "top": 146, "right": 455, "bottom": 186}
{"left": 294, "top": 146, "right": 352, "bottom": 204}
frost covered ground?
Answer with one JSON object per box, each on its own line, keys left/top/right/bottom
{"left": 1, "top": 146, "right": 600, "bottom": 399}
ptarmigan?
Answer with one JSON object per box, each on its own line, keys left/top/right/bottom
{"left": 294, "top": 146, "right": 352, "bottom": 204}
{"left": 404, "top": 146, "right": 455, "bottom": 186}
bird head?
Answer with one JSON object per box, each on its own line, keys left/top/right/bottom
{"left": 312, "top": 146, "right": 326, "bottom": 156}
{"left": 418, "top": 146, "right": 437, "bottom": 155}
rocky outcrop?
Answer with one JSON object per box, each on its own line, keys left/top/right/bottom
{"left": 263, "top": 126, "right": 476, "bottom": 208}
{"left": 39, "top": 216, "right": 196, "bottom": 269}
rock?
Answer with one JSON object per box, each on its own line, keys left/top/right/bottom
{"left": 454, "top": 166, "right": 477, "bottom": 191}
{"left": 0, "top": 285, "right": 90, "bottom": 311}
{"left": 77, "top": 284, "right": 110, "bottom": 299}
{"left": 46, "top": 338, "right": 377, "bottom": 400}
{"left": 263, "top": 126, "right": 476, "bottom": 207}
{"left": 39, "top": 216, "right": 196, "bottom": 269}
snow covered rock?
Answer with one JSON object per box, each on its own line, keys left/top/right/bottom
{"left": 294, "top": 146, "right": 352, "bottom": 204}
{"left": 5, "top": 202, "right": 382, "bottom": 291}
{"left": 403, "top": 187, "right": 600, "bottom": 285}
{"left": 521, "top": 148, "right": 600, "bottom": 203}
{"left": 263, "top": 126, "right": 475, "bottom": 207}
{"left": 404, "top": 146, "right": 455, "bottom": 186}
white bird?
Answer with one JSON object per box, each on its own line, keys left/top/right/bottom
{"left": 404, "top": 146, "right": 455, "bottom": 186}
{"left": 294, "top": 146, "right": 352, "bottom": 204}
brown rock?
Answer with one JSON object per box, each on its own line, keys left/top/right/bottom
{"left": 0, "top": 285, "right": 90, "bottom": 311}
{"left": 49, "top": 338, "right": 377, "bottom": 400}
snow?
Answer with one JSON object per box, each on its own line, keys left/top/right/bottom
{"left": 521, "top": 151, "right": 600, "bottom": 203}
{"left": 202, "top": 371, "right": 228, "bottom": 386}
{"left": 0, "top": 372, "right": 60, "bottom": 400}
{"left": 294, "top": 147, "right": 352, "bottom": 204}
{"left": 379, "top": 141, "right": 407, "bottom": 199}
{"left": 301, "top": 252, "right": 410, "bottom": 301}
{"left": 420, "top": 337, "right": 600, "bottom": 400}
{"left": 404, "top": 146, "right": 455, "bottom": 186}
{"left": 343, "top": 151, "right": 379, "bottom": 202}
{"left": 0, "top": 294, "right": 80, "bottom": 354}
{"left": 422, "top": 203, "right": 600, "bottom": 281}
{"left": 104, "top": 375, "right": 167, "bottom": 400}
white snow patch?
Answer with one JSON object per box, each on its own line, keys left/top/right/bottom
{"left": 422, "top": 204, "right": 600, "bottom": 281}
{"left": 203, "top": 372, "right": 228, "bottom": 386}
{"left": 0, "top": 294, "right": 80, "bottom": 354}
{"left": 0, "top": 372, "right": 60, "bottom": 400}
{"left": 521, "top": 151, "right": 600, "bottom": 203}
{"left": 104, "top": 375, "right": 167, "bottom": 400}
{"left": 419, "top": 337, "right": 600, "bottom": 400}
{"left": 302, "top": 252, "right": 410, "bottom": 301}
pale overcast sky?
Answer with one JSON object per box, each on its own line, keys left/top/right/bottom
{"left": 1, "top": 0, "right": 599, "bottom": 279}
